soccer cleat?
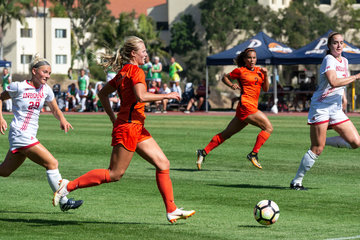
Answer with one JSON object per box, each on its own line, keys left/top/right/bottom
{"left": 196, "top": 149, "right": 206, "bottom": 170}
{"left": 290, "top": 183, "right": 308, "bottom": 191}
{"left": 247, "top": 152, "right": 262, "bottom": 169}
{"left": 167, "top": 208, "right": 195, "bottom": 224}
{"left": 53, "top": 179, "right": 70, "bottom": 207}
{"left": 60, "top": 198, "right": 84, "bottom": 212}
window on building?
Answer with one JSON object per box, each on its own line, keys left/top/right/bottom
{"left": 55, "top": 29, "right": 67, "bottom": 38}
{"left": 272, "top": 0, "right": 276, "bottom": 4}
{"left": 319, "top": 0, "right": 331, "bottom": 4}
{"left": 56, "top": 55, "right": 67, "bottom": 64}
{"left": 20, "top": 28, "right": 32, "bottom": 38}
{"left": 282, "top": 0, "right": 286, "bottom": 5}
{"left": 356, "top": 0, "right": 360, "bottom": 3}
{"left": 21, "top": 55, "right": 32, "bottom": 64}
{"left": 156, "top": 22, "right": 169, "bottom": 31}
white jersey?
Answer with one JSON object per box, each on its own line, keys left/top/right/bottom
{"left": 6, "top": 80, "right": 54, "bottom": 139}
{"left": 311, "top": 54, "right": 348, "bottom": 105}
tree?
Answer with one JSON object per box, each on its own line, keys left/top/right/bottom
{"left": 169, "top": 14, "right": 201, "bottom": 55}
{"left": 53, "top": 0, "right": 112, "bottom": 68}
{"left": 182, "top": 46, "right": 218, "bottom": 86}
{"left": 199, "top": 0, "right": 267, "bottom": 51}
{"left": 272, "top": 0, "right": 336, "bottom": 48}
{"left": 0, "top": 0, "right": 32, "bottom": 59}
{"left": 330, "top": 0, "right": 360, "bottom": 44}
{"left": 95, "top": 12, "right": 168, "bottom": 63}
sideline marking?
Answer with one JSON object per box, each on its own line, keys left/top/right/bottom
{"left": 325, "top": 235, "right": 360, "bottom": 240}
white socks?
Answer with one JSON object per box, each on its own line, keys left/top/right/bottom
{"left": 326, "top": 136, "right": 352, "bottom": 149}
{"left": 81, "top": 97, "right": 86, "bottom": 110}
{"left": 46, "top": 169, "right": 68, "bottom": 205}
{"left": 292, "top": 150, "right": 318, "bottom": 185}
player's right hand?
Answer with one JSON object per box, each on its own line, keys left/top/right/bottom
{"left": 167, "top": 92, "right": 181, "bottom": 101}
{"left": 0, "top": 118, "right": 8, "bottom": 135}
{"left": 231, "top": 84, "right": 241, "bottom": 90}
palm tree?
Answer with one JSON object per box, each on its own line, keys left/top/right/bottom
{"left": 0, "top": 0, "right": 32, "bottom": 59}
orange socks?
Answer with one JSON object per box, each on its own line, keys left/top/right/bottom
{"left": 67, "top": 169, "right": 111, "bottom": 192}
{"left": 252, "top": 130, "right": 271, "bottom": 153}
{"left": 156, "top": 169, "right": 177, "bottom": 213}
{"left": 204, "top": 133, "right": 225, "bottom": 154}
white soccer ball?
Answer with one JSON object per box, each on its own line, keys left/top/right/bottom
{"left": 254, "top": 200, "right": 280, "bottom": 225}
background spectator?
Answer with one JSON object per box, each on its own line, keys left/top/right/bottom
{"left": 152, "top": 56, "right": 162, "bottom": 88}
{"left": 2, "top": 68, "right": 12, "bottom": 112}
{"left": 78, "top": 69, "right": 90, "bottom": 112}
{"left": 65, "top": 83, "right": 80, "bottom": 112}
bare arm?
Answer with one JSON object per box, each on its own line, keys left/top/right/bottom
{"left": 326, "top": 70, "right": 360, "bottom": 88}
{"left": 260, "top": 67, "right": 270, "bottom": 92}
{"left": 0, "top": 91, "right": 10, "bottom": 135}
{"left": 134, "top": 83, "right": 180, "bottom": 103}
{"left": 98, "top": 83, "right": 117, "bottom": 124}
{"left": 222, "top": 74, "right": 241, "bottom": 90}
{"left": 47, "top": 98, "right": 73, "bottom": 133}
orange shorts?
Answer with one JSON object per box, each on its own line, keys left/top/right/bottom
{"left": 236, "top": 104, "right": 258, "bottom": 121}
{"left": 111, "top": 122, "right": 152, "bottom": 152}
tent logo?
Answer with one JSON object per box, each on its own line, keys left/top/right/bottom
{"left": 305, "top": 37, "right": 327, "bottom": 55}
{"left": 248, "top": 39, "right": 262, "bottom": 48}
{"left": 343, "top": 43, "right": 360, "bottom": 54}
{"left": 268, "top": 42, "right": 292, "bottom": 53}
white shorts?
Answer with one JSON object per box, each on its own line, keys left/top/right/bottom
{"left": 9, "top": 128, "right": 39, "bottom": 153}
{"left": 308, "top": 102, "right": 349, "bottom": 126}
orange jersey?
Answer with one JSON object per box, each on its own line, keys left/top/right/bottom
{"left": 229, "top": 66, "right": 265, "bottom": 110}
{"left": 109, "top": 64, "right": 146, "bottom": 125}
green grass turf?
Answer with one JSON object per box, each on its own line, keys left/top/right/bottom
{"left": 0, "top": 113, "right": 359, "bottom": 240}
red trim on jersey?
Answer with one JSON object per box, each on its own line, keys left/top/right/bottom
{"left": 20, "top": 108, "right": 34, "bottom": 131}
{"left": 329, "top": 118, "right": 350, "bottom": 127}
{"left": 11, "top": 141, "right": 40, "bottom": 153}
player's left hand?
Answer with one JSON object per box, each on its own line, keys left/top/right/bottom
{"left": 260, "top": 67, "right": 268, "bottom": 75}
{"left": 0, "top": 118, "right": 7, "bottom": 135}
{"left": 60, "top": 120, "right": 73, "bottom": 133}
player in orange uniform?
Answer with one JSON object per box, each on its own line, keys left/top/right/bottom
{"left": 52, "top": 36, "right": 195, "bottom": 223}
{"left": 196, "top": 48, "right": 273, "bottom": 170}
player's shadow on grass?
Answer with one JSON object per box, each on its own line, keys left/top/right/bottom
{"left": 170, "top": 168, "right": 241, "bottom": 172}
{"left": 0, "top": 217, "right": 146, "bottom": 226}
{"left": 209, "top": 183, "right": 289, "bottom": 190}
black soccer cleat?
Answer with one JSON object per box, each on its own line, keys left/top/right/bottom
{"left": 247, "top": 152, "right": 262, "bottom": 169}
{"left": 60, "top": 198, "right": 84, "bottom": 212}
{"left": 290, "top": 183, "right": 308, "bottom": 191}
{"left": 196, "top": 149, "right": 206, "bottom": 170}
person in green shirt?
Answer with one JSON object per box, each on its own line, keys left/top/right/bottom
{"left": 78, "top": 69, "right": 89, "bottom": 112}
{"left": 169, "top": 57, "right": 183, "bottom": 97}
{"left": 2, "top": 68, "right": 12, "bottom": 111}
{"left": 140, "top": 56, "right": 152, "bottom": 89}
{"left": 152, "top": 56, "right": 162, "bottom": 88}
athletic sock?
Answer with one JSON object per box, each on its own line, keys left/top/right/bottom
{"left": 156, "top": 169, "right": 177, "bottom": 213}
{"left": 326, "top": 136, "right": 352, "bottom": 149}
{"left": 252, "top": 130, "right": 271, "bottom": 153}
{"left": 204, "top": 133, "right": 225, "bottom": 154}
{"left": 67, "top": 169, "right": 111, "bottom": 192}
{"left": 46, "top": 169, "right": 68, "bottom": 205}
{"left": 292, "top": 149, "right": 318, "bottom": 185}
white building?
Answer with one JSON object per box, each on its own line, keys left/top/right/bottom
{"left": 3, "top": 17, "right": 71, "bottom": 75}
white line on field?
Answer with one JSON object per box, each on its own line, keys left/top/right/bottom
{"left": 325, "top": 235, "right": 360, "bottom": 240}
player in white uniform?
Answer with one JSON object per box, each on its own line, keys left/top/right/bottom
{"left": 0, "top": 54, "right": 83, "bottom": 211}
{"left": 290, "top": 32, "right": 360, "bottom": 190}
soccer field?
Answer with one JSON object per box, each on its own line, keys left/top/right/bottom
{"left": 0, "top": 113, "right": 359, "bottom": 240}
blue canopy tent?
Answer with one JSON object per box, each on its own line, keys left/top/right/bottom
{"left": 205, "top": 31, "right": 294, "bottom": 112}
{"left": 277, "top": 30, "right": 360, "bottom": 110}
{"left": 0, "top": 60, "right": 11, "bottom": 67}
{"left": 277, "top": 30, "right": 360, "bottom": 65}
